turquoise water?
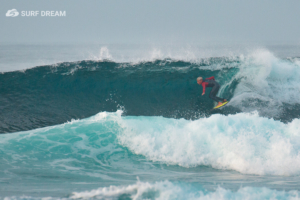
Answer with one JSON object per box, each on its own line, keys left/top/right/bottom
{"left": 2, "top": 111, "right": 300, "bottom": 199}
{"left": 1, "top": 45, "right": 300, "bottom": 199}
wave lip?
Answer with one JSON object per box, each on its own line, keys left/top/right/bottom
{"left": 229, "top": 49, "right": 300, "bottom": 117}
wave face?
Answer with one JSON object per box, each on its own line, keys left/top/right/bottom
{"left": 2, "top": 46, "right": 300, "bottom": 199}
{"left": 1, "top": 49, "right": 300, "bottom": 133}
{"left": 1, "top": 111, "right": 300, "bottom": 197}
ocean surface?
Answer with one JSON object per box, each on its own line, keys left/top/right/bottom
{"left": 1, "top": 44, "right": 300, "bottom": 199}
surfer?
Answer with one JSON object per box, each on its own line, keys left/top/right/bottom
{"left": 197, "top": 76, "right": 227, "bottom": 107}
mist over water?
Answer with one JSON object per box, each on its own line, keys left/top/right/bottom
{"left": 1, "top": 44, "right": 300, "bottom": 72}
{"left": 1, "top": 44, "right": 300, "bottom": 199}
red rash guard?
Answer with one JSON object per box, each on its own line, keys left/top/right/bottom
{"left": 201, "top": 76, "right": 215, "bottom": 93}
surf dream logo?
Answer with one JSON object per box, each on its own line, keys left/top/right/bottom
{"left": 6, "top": 9, "right": 19, "bottom": 17}
{"left": 5, "top": 9, "right": 66, "bottom": 17}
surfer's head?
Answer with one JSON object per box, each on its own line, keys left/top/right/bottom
{"left": 197, "top": 77, "right": 203, "bottom": 84}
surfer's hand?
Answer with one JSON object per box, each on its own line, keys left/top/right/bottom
{"left": 202, "top": 92, "right": 205, "bottom": 95}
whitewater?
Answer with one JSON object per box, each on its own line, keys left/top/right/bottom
{"left": 1, "top": 45, "right": 300, "bottom": 199}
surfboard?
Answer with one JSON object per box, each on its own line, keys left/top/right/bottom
{"left": 213, "top": 101, "right": 229, "bottom": 109}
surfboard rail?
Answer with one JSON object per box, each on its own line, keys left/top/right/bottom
{"left": 213, "top": 101, "right": 229, "bottom": 109}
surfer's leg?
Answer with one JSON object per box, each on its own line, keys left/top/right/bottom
{"left": 216, "top": 96, "right": 225, "bottom": 102}
{"left": 215, "top": 96, "right": 224, "bottom": 102}
{"left": 209, "top": 85, "right": 221, "bottom": 102}
{"left": 209, "top": 85, "right": 225, "bottom": 106}
{"left": 210, "top": 83, "right": 226, "bottom": 102}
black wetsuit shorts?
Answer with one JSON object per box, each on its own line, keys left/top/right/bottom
{"left": 204, "top": 79, "right": 225, "bottom": 103}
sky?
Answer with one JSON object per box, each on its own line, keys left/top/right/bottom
{"left": 1, "top": 0, "right": 300, "bottom": 45}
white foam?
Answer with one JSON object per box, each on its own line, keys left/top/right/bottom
{"left": 228, "top": 49, "right": 300, "bottom": 115}
{"left": 117, "top": 112, "right": 300, "bottom": 175}
{"left": 70, "top": 180, "right": 300, "bottom": 200}
{"left": 4, "top": 182, "right": 300, "bottom": 200}
{"left": 2, "top": 110, "right": 300, "bottom": 176}
{"left": 90, "top": 46, "right": 113, "bottom": 61}
{"left": 71, "top": 179, "right": 180, "bottom": 200}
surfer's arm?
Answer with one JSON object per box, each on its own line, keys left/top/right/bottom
{"left": 207, "top": 76, "right": 215, "bottom": 80}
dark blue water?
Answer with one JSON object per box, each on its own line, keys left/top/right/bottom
{"left": 1, "top": 52, "right": 300, "bottom": 133}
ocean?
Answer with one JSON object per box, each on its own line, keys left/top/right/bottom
{"left": 1, "top": 44, "right": 300, "bottom": 199}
